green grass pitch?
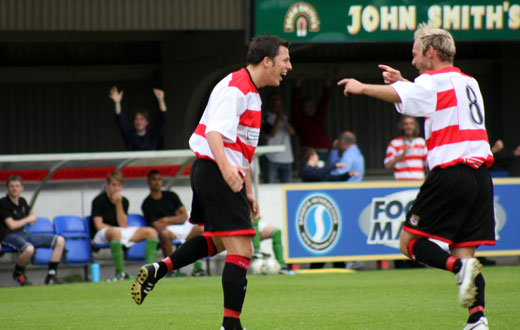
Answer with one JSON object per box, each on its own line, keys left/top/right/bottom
{"left": 1, "top": 266, "right": 519, "bottom": 329}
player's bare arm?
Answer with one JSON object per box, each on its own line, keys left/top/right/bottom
{"left": 206, "top": 131, "right": 248, "bottom": 193}
{"left": 244, "top": 170, "right": 260, "bottom": 221}
{"left": 378, "top": 64, "right": 409, "bottom": 84}
{"left": 338, "top": 78, "right": 402, "bottom": 104}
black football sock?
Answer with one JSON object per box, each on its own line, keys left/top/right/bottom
{"left": 14, "top": 264, "right": 25, "bottom": 275}
{"left": 408, "top": 238, "right": 462, "bottom": 273}
{"left": 222, "top": 317, "right": 242, "bottom": 330}
{"left": 222, "top": 255, "right": 250, "bottom": 330}
{"left": 467, "top": 273, "right": 485, "bottom": 323}
{"left": 47, "top": 262, "right": 59, "bottom": 276}
{"left": 156, "top": 234, "right": 217, "bottom": 279}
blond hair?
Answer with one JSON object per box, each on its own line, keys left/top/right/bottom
{"left": 106, "top": 170, "right": 124, "bottom": 184}
{"left": 414, "top": 23, "right": 456, "bottom": 63}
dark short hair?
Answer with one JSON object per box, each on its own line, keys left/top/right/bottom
{"left": 135, "top": 108, "right": 150, "bottom": 121}
{"left": 246, "top": 35, "right": 290, "bottom": 65}
{"left": 300, "top": 147, "right": 317, "bottom": 165}
{"left": 147, "top": 169, "right": 161, "bottom": 179}
{"left": 6, "top": 174, "right": 23, "bottom": 186}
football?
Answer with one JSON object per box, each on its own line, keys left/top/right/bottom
{"left": 263, "top": 258, "right": 281, "bottom": 275}
{"left": 250, "top": 258, "right": 265, "bottom": 275}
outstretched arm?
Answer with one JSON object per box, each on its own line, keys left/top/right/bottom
{"left": 108, "top": 86, "right": 123, "bottom": 115}
{"left": 153, "top": 88, "right": 167, "bottom": 112}
{"left": 378, "top": 64, "right": 409, "bottom": 84}
{"left": 338, "top": 78, "right": 401, "bottom": 104}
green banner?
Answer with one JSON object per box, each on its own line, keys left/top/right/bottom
{"left": 253, "top": 0, "right": 520, "bottom": 42}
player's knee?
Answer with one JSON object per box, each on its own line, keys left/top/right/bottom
{"left": 56, "top": 236, "right": 65, "bottom": 248}
{"left": 107, "top": 228, "right": 121, "bottom": 241}
{"left": 159, "top": 229, "right": 171, "bottom": 241}
{"left": 23, "top": 244, "right": 35, "bottom": 256}
{"left": 144, "top": 227, "right": 157, "bottom": 238}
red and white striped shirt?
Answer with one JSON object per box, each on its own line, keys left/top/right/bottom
{"left": 391, "top": 67, "right": 493, "bottom": 170}
{"left": 189, "top": 68, "right": 262, "bottom": 167}
{"left": 384, "top": 136, "right": 427, "bottom": 180}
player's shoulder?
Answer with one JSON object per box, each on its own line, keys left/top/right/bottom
{"left": 228, "top": 68, "right": 258, "bottom": 96}
{"left": 141, "top": 194, "right": 152, "bottom": 204}
{"left": 163, "top": 190, "right": 180, "bottom": 199}
{"left": 0, "top": 196, "right": 10, "bottom": 208}
{"left": 18, "top": 196, "right": 30, "bottom": 206}
{"left": 92, "top": 192, "right": 106, "bottom": 203}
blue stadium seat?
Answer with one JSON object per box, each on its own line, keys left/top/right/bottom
{"left": 0, "top": 245, "right": 15, "bottom": 254}
{"left": 25, "top": 217, "right": 55, "bottom": 266}
{"left": 88, "top": 213, "right": 153, "bottom": 262}
{"left": 54, "top": 215, "right": 93, "bottom": 281}
{"left": 85, "top": 216, "right": 110, "bottom": 250}
{"left": 125, "top": 214, "right": 150, "bottom": 262}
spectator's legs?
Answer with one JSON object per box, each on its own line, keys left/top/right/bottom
{"left": 50, "top": 236, "right": 65, "bottom": 263}
{"left": 13, "top": 244, "right": 34, "bottom": 285}
{"left": 159, "top": 228, "right": 175, "bottom": 257}
{"left": 106, "top": 228, "right": 125, "bottom": 276}
{"left": 145, "top": 239, "right": 158, "bottom": 263}
{"left": 47, "top": 236, "right": 65, "bottom": 281}
{"left": 17, "top": 244, "right": 34, "bottom": 268}
{"left": 269, "top": 229, "right": 285, "bottom": 267}
{"left": 251, "top": 219, "right": 261, "bottom": 255}
{"left": 278, "top": 163, "right": 292, "bottom": 183}
{"left": 131, "top": 227, "right": 159, "bottom": 264}
{"left": 264, "top": 159, "right": 277, "bottom": 183}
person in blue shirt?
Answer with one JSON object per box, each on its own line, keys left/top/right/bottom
{"left": 328, "top": 131, "right": 365, "bottom": 182}
{"left": 299, "top": 147, "right": 358, "bottom": 182}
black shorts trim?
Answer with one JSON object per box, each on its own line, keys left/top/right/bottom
{"left": 403, "top": 226, "right": 453, "bottom": 245}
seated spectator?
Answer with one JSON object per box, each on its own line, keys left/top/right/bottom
{"left": 490, "top": 139, "right": 520, "bottom": 177}
{"left": 262, "top": 91, "right": 295, "bottom": 183}
{"left": 291, "top": 74, "right": 332, "bottom": 161}
{"left": 329, "top": 131, "right": 365, "bottom": 182}
{"left": 90, "top": 170, "right": 158, "bottom": 281}
{"left": 384, "top": 116, "right": 427, "bottom": 181}
{"left": 0, "top": 175, "right": 65, "bottom": 285}
{"left": 109, "top": 86, "right": 168, "bottom": 150}
{"left": 141, "top": 170, "right": 206, "bottom": 276}
{"left": 299, "top": 147, "right": 358, "bottom": 182}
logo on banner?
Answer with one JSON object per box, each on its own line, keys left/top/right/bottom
{"left": 296, "top": 193, "right": 341, "bottom": 254}
{"left": 366, "top": 191, "right": 417, "bottom": 247}
{"left": 284, "top": 2, "right": 320, "bottom": 37}
{"left": 358, "top": 189, "right": 508, "bottom": 250}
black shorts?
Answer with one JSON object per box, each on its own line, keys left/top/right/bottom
{"left": 189, "top": 158, "right": 255, "bottom": 237}
{"left": 403, "top": 164, "right": 496, "bottom": 248}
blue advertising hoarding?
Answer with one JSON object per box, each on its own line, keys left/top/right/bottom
{"left": 283, "top": 178, "right": 520, "bottom": 263}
